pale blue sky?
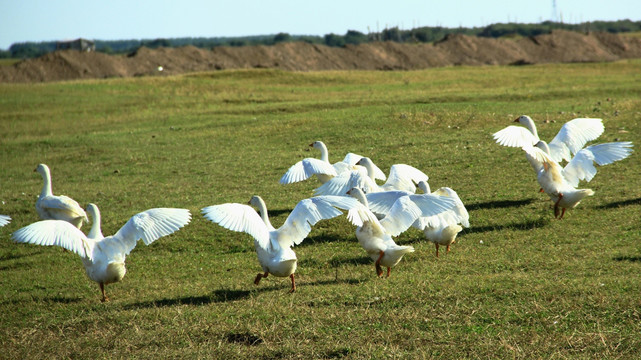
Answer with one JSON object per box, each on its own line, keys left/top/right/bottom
{"left": 1, "top": 0, "right": 639, "bottom": 49}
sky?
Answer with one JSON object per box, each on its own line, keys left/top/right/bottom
{"left": 1, "top": 0, "right": 639, "bottom": 50}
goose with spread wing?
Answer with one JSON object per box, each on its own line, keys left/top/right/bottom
{"left": 12, "top": 204, "right": 191, "bottom": 302}
{"left": 364, "top": 181, "right": 469, "bottom": 257}
{"left": 0, "top": 215, "right": 10, "bottom": 227}
{"left": 314, "top": 157, "right": 428, "bottom": 196}
{"left": 35, "top": 164, "right": 88, "bottom": 229}
{"left": 202, "top": 195, "right": 365, "bottom": 292}
{"left": 346, "top": 187, "right": 457, "bottom": 277}
{"left": 493, "top": 115, "right": 604, "bottom": 163}
{"left": 524, "top": 140, "right": 633, "bottom": 218}
{"left": 279, "top": 141, "right": 386, "bottom": 185}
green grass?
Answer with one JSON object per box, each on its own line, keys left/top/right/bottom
{"left": 0, "top": 58, "right": 20, "bottom": 66}
{"left": 1, "top": 60, "right": 640, "bottom": 359}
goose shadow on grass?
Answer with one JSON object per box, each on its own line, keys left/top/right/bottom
{"left": 123, "top": 288, "right": 256, "bottom": 309}
{"left": 597, "top": 197, "right": 641, "bottom": 209}
{"left": 613, "top": 255, "right": 641, "bottom": 263}
{"left": 458, "top": 217, "right": 551, "bottom": 237}
{"left": 466, "top": 198, "right": 535, "bottom": 211}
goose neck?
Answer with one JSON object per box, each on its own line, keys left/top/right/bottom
{"left": 38, "top": 166, "right": 53, "bottom": 198}
{"left": 86, "top": 204, "right": 104, "bottom": 239}
{"left": 317, "top": 142, "right": 329, "bottom": 163}
{"left": 252, "top": 196, "right": 273, "bottom": 228}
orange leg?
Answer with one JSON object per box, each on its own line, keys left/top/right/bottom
{"left": 254, "top": 271, "right": 269, "bottom": 285}
{"left": 559, "top": 207, "right": 567, "bottom": 219}
{"left": 554, "top": 193, "right": 564, "bottom": 219}
{"left": 539, "top": 188, "right": 544, "bottom": 193}
{"left": 435, "top": 243, "right": 440, "bottom": 257}
{"left": 99, "top": 282, "right": 109, "bottom": 302}
{"left": 446, "top": 244, "right": 451, "bottom": 253}
{"left": 386, "top": 267, "right": 391, "bottom": 278}
{"left": 289, "top": 274, "right": 296, "bottom": 293}
{"left": 375, "top": 251, "right": 384, "bottom": 277}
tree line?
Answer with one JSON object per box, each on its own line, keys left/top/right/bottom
{"left": 2, "top": 19, "right": 640, "bottom": 59}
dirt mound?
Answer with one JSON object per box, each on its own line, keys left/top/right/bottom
{"left": 2, "top": 30, "right": 641, "bottom": 83}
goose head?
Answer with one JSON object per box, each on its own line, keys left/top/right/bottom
{"left": 416, "top": 180, "right": 431, "bottom": 194}
{"left": 309, "top": 141, "right": 326, "bottom": 150}
{"left": 249, "top": 195, "right": 264, "bottom": 208}
{"left": 535, "top": 140, "right": 552, "bottom": 155}
{"left": 355, "top": 157, "right": 376, "bottom": 178}
{"left": 347, "top": 187, "right": 368, "bottom": 206}
{"left": 515, "top": 115, "right": 538, "bottom": 138}
{"left": 35, "top": 163, "right": 50, "bottom": 177}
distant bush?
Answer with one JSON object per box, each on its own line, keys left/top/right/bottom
{"left": 5, "top": 19, "right": 641, "bottom": 58}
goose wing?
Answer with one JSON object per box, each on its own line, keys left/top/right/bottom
{"left": 279, "top": 158, "right": 337, "bottom": 184}
{"left": 314, "top": 168, "right": 378, "bottom": 196}
{"left": 493, "top": 125, "right": 539, "bottom": 148}
{"left": 0, "top": 215, "right": 10, "bottom": 227}
{"left": 276, "top": 196, "right": 362, "bottom": 247}
{"left": 548, "top": 118, "right": 604, "bottom": 162}
{"left": 341, "top": 153, "right": 386, "bottom": 180}
{"left": 562, "top": 142, "right": 634, "bottom": 187}
{"left": 365, "top": 190, "right": 412, "bottom": 216}
{"left": 108, "top": 208, "right": 191, "bottom": 256}
{"left": 432, "top": 187, "right": 470, "bottom": 227}
{"left": 38, "top": 195, "right": 89, "bottom": 222}
{"left": 202, "top": 203, "right": 270, "bottom": 249}
{"left": 380, "top": 194, "right": 456, "bottom": 236}
{"left": 12, "top": 220, "right": 94, "bottom": 260}
{"left": 382, "top": 164, "right": 428, "bottom": 192}
{"left": 416, "top": 187, "right": 469, "bottom": 229}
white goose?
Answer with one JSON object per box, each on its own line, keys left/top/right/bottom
{"left": 314, "top": 157, "right": 428, "bottom": 196}
{"left": 12, "top": 204, "right": 191, "bottom": 302}
{"left": 414, "top": 181, "right": 469, "bottom": 257}
{"left": 0, "top": 215, "right": 10, "bottom": 227}
{"left": 279, "top": 141, "right": 386, "bottom": 184}
{"left": 35, "top": 164, "right": 88, "bottom": 229}
{"left": 523, "top": 146, "right": 593, "bottom": 219}
{"left": 523, "top": 140, "right": 632, "bottom": 218}
{"left": 535, "top": 140, "right": 633, "bottom": 187}
{"left": 346, "top": 187, "right": 457, "bottom": 277}
{"left": 364, "top": 181, "right": 469, "bottom": 257}
{"left": 202, "top": 195, "right": 365, "bottom": 292}
{"left": 493, "top": 115, "right": 604, "bottom": 163}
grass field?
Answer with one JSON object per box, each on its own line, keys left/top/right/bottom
{"left": 1, "top": 60, "right": 640, "bottom": 359}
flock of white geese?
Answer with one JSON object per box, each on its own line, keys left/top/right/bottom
{"left": 2, "top": 115, "right": 632, "bottom": 300}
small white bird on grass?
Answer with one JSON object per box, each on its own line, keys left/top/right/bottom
{"left": 279, "top": 141, "right": 386, "bottom": 185}
{"left": 12, "top": 204, "right": 191, "bottom": 302}
{"left": 34, "top": 164, "right": 88, "bottom": 229}
{"left": 202, "top": 195, "right": 366, "bottom": 292}
{"left": 346, "top": 187, "right": 457, "bottom": 277}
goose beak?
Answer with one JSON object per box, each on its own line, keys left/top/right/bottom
{"left": 308, "top": 143, "right": 314, "bottom": 147}
{"left": 513, "top": 117, "right": 520, "bottom": 122}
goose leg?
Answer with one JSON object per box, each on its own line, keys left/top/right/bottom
{"left": 289, "top": 274, "right": 296, "bottom": 293}
{"left": 375, "top": 251, "right": 384, "bottom": 277}
{"left": 559, "top": 208, "right": 567, "bottom": 219}
{"left": 99, "top": 282, "right": 109, "bottom": 302}
{"left": 254, "top": 271, "right": 269, "bottom": 285}
{"left": 554, "top": 193, "right": 564, "bottom": 219}
{"left": 446, "top": 244, "right": 451, "bottom": 253}
{"left": 435, "top": 243, "right": 440, "bottom": 257}
{"left": 386, "top": 267, "right": 391, "bottom": 278}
